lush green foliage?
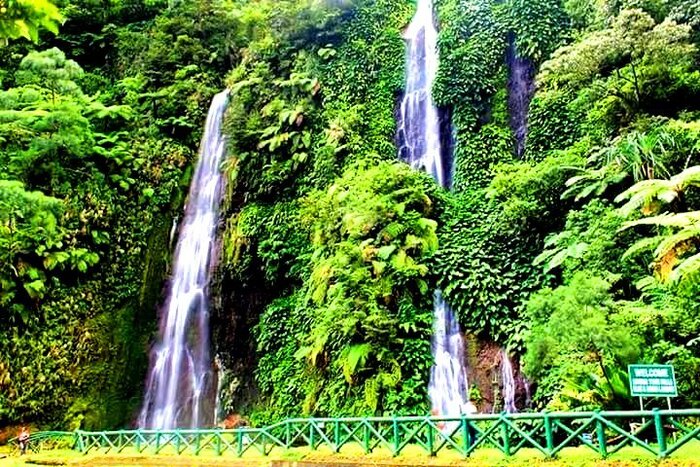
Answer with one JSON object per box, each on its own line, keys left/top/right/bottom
{"left": 182, "top": 0, "right": 700, "bottom": 420}
{"left": 517, "top": 3, "right": 700, "bottom": 408}
{"left": 429, "top": 0, "right": 700, "bottom": 410}
{"left": 502, "top": 0, "right": 568, "bottom": 63}
{"left": 523, "top": 273, "right": 642, "bottom": 409}
{"left": 434, "top": 0, "right": 507, "bottom": 130}
{"left": 0, "top": 0, "right": 62, "bottom": 45}
{"left": 249, "top": 163, "right": 437, "bottom": 423}
{"left": 215, "top": 0, "right": 436, "bottom": 423}
{"left": 0, "top": 0, "right": 237, "bottom": 428}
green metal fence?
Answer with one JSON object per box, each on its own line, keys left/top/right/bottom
{"left": 13, "top": 409, "right": 700, "bottom": 459}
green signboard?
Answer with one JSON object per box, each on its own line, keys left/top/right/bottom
{"left": 628, "top": 364, "right": 677, "bottom": 397}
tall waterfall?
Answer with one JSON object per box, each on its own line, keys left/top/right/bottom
{"left": 501, "top": 351, "right": 517, "bottom": 413}
{"left": 139, "top": 90, "right": 229, "bottom": 429}
{"left": 398, "top": 0, "right": 447, "bottom": 188}
{"left": 398, "top": 0, "right": 469, "bottom": 418}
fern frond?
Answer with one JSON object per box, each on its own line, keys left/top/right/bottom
{"left": 669, "top": 252, "right": 700, "bottom": 284}
{"left": 653, "top": 227, "right": 700, "bottom": 261}
{"left": 621, "top": 235, "right": 664, "bottom": 261}
{"left": 616, "top": 181, "right": 677, "bottom": 216}
{"left": 635, "top": 275, "right": 658, "bottom": 292}
{"left": 670, "top": 165, "right": 700, "bottom": 190}
{"left": 622, "top": 211, "right": 700, "bottom": 229}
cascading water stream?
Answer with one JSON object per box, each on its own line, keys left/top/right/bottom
{"left": 399, "top": 0, "right": 469, "bottom": 418}
{"left": 214, "top": 355, "right": 225, "bottom": 426}
{"left": 139, "top": 90, "right": 229, "bottom": 429}
{"left": 398, "top": 0, "right": 446, "bottom": 188}
{"left": 428, "top": 292, "right": 470, "bottom": 417}
{"left": 519, "top": 359, "right": 532, "bottom": 409}
{"left": 169, "top": 215, "right": 179, "bottom": 246}
{"left": 506, "top": 41, "right": 535, "bottom": 158}
{"left": 501, "top": 351, "right": 517, "bottom": 413}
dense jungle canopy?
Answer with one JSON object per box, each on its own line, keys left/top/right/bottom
{"left": 1, "top": 0, "right": 699, "bottom": 430}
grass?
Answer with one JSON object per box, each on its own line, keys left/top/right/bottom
{"left": 0, "top": 441, "right": 698, "bottom": 466}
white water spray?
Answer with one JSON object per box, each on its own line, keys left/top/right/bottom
{"left": 139, "top": 90, "right": 229, "bottom": 429}
{"left": 169, "top": 215, "right": 179, "bottom": 246}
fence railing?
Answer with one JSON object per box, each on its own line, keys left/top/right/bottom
{"left": 11, "top": 409, "right": 700, "bottom": 459}
{"left": 7, "top": 431, "right": 75, "bottom": 454}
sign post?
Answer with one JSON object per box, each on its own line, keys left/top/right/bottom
{"left": 628, "top": 364, "right": 677, "bottom": 415}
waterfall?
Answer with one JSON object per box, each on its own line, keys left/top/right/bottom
{"left": 398, "top": 0, "right": 447, "bottom": 188}
{"left": 214, "top": 354, "right": 225, "bottom": 426}
{"left": 169, "top": 215, "right": 179, "bottom": 245}
{"left": 139, "top": 90, "right": 229, "bottom": 429}
{"left": 506, "top": 40, "right": 535, "bottom": 158}
{"left": 428, "top": 292, "right": 470, "bottom": 417}
{"left": 501, "top": 351, "right": 517, "bottom": 413}
{"left": 520, "top": 360, "right": 532, "bottom": 409}
{"left": 398, "top": 0, "right": 469, "bottom": 418}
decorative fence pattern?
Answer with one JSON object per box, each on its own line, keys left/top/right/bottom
{"left": 12, "top": 409, "right": 700, "bottom": 459}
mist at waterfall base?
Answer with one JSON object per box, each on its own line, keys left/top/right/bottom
{"left": 139, "top": 90, "right": 229, "bottom": 430}
{"left": 398, "top": 0, "right": 469, "bottom": 420}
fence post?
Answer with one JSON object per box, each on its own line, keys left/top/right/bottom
{"left": 309, "top": 420, "right": 315, "bottom": 450}
{"left": 285, "top": 420, "right": 291, "bottom": 449}
{"left": 595, "top": 413, "right": 607, "bottom": 458}
{"left": 392, "top": 417, "right": 399, "bottom": 456}
{"left": 427, "top": 419, "right": 435, "bottom": 456}
{"left": 544, "top": 411, "right": 554, "bottom": 457}
{"left": 216, "top": 431, "right": 222, "bottom": 456}
{"left": 237, "top": 430, "right": 243, "bottom": 457}
{"left": 363, "top": 421, "right": 371, "bottom": 454}
{"left": 155, "top": 432, "right": 160, "bottom": 454}
{"left": 461, "top": 414, "right": 470, "bottom": 458}
{"left": 334, "top": 420, "right": 340, "bottom": 453}
{"left": 653, "top": 408, "right": 667, "bottom": 458}
{"left": 501, "top": 413, "right": 511, "bottom": 457}
{"left": 75, "top": 430, "right": 84, "bottom": 453}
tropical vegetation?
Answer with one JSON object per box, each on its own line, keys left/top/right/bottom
{"left": 0, "top": 0, "right": 698, "bottom": 430}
